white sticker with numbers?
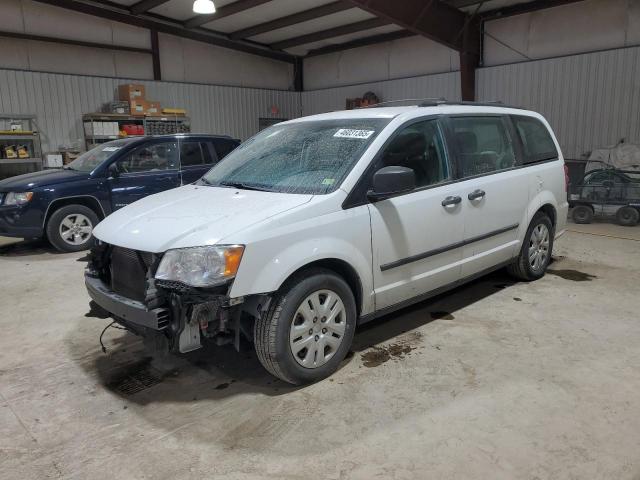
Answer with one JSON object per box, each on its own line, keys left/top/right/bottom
{"left": 333, "top": 129, "right": 374, "bottom": 139}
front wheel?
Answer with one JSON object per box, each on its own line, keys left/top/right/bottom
{"left": 254, "top": 268, "right": 357, "bottom": 385}
{"left": 507, "top": 212, "right": 554, "bottom": 281}
{"left": 46, "top": 204, "right": 99, "bottom": 252}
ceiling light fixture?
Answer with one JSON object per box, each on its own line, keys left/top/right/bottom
{"left": 193, "top": 0, "right": 216, "bottom": 14}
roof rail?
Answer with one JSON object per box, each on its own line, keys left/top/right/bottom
{"left": 357, "top": 98, "right": 523, "bottom": 110}
{"left": 419, "top": 99, "right": 523, "bottom": 109}
{"left": 356, "top": 98, "right": 447, "bottom": 109}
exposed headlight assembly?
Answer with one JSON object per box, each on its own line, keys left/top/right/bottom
{"left": 4, "top": 192, "right": 33, "bottom": 206}
{"left": 155, "top": 245, "right": 244, "bottom": 288}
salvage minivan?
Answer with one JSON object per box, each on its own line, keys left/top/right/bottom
{"left": 86, "top": 103, "right": 568, "bottom": 384}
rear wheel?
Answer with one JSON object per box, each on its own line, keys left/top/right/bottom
{"left": 572, "top": 205, "right": 593, "bottom": 224}
{"left": 507, "top": 212, "right": 554, "bottom": 281}
{"left": 616, "top": 206, "right": 639, "bottom": 226}
{"left": 46, "top": 204, "right": 99, "bottom": 252}
{"left": 254, "top": 268, "right": 356, "bottom": 385}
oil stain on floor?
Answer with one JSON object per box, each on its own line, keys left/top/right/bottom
{"left": 361, "top": 334, "right": 421, "bottom": 368}
{"left": 547, "top": 269, "right": 597, "bottom": 282}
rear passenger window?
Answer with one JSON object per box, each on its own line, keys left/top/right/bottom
{"left": 451, "top": 116, "right": 516, "bottom": 178}
{"left": 513, "top": 116, "right": 558, "bottom": 164}
{"left": 215, "top": 140, "right": 237, "bottom": 159}
{"left": 180, "top": 141, "right": 204, "bottom": 166}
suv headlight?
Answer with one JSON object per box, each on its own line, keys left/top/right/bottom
{"left": 4, "top": 192, "right": 33, "bottom": 206}
{"left": 155, "top": 245, "right": 244, "bottom": 287}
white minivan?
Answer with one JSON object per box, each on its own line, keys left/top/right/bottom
{"left": 86, "top": 102, "right": 568, "bottom": 384}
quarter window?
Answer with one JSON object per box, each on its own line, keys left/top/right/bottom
{"left": 451, "top": 116, "right": 516, "bottom": 178}
{"left": 380, "top": 120, "right": 450, "bottom": 188}
{"left": 180, "top": 141, "right": 205, "bottom": 167}
{"left": 215, "top": 139, "right": 237, "bottom": 159}
{"left": 513, "top": 116, "right": 558, "bottom": 164}
{"left": 116, "top": 142, "right": 178, "bottom": 174}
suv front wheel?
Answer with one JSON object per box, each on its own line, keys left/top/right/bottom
{"left": 507, "top": 211, "right": 554, "bottom": 281}
{"left": 46, "top": 204, "right": 99, "bottom": 252}
{"left": 254, "top": 268, "right": 357, "bottom": 385}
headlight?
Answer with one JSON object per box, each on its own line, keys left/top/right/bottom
{"left": 4, "top": 192, "right": 33, "bottom": 206}
{"left": 155, "top": 245, "right": 244, "bottom": 287}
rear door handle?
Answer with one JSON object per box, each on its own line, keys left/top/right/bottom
{"left": 468, "top": 189, "right": 486, "bottom": 201}
{"left": 441, "top": 195, "right": 462, "bottom": 207}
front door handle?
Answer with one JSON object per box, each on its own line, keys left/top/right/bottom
{"left": 468, "top": 189, "right": 486, "bottom": 201}
{"left": 441, "top": 195, "right": 462, "bottom": 207}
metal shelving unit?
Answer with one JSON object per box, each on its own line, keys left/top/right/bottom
{"left": 0, "top": 114, "right": 42, "bottom": 179}
{"left": 82, "top": 113, "right": 190, "bottom": 150}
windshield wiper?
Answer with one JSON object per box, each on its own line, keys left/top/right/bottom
{"left": 219, "top": 181, "right": 272, "bottom": 192}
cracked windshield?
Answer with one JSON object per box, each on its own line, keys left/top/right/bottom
{"left": 201, "top": 119, "right": 390, "bottom": 194}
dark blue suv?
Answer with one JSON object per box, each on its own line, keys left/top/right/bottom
{"left": 0, "top": 134, "right": 239, "bottom": 252}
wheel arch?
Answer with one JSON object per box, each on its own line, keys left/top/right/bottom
{"left": 537, "top": 203, "right": 557, "bottom": 228}
{"left": 279, "top": 258, "right": 364, "bottom": 317}
{"left": 44, "top": 196, "right": 106, "bottom": 228}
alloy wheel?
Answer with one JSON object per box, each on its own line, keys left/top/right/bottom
{"left": 59, "top": 213, "right": 93, "bottom": 246}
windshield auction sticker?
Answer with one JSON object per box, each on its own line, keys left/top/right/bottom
{"left": 334, "top": 129, "right": 375, "bottom": 139}
{"left": 103, "top": 147, "right": 121, "bottom": 152}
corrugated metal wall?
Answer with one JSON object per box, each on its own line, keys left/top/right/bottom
{"left": 301, "top": 71, "right": 461, "bottom": 116}
{"left": 3, "top": 46, "right": 639, "bottom": 162}
{"left": 0, "top": 68, "right": 301, "bottom": 152}
{"left": 477, "top": 46, "right": 640, "bottom": 159}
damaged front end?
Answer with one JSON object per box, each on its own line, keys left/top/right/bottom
{"left": 85, "top": 241, "right": 270, "bottom": 354}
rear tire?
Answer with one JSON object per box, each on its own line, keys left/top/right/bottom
{"left": 46, "top": 204, "right": 99, "bottom": 252}
{"left": 572, "top": 205, "right": 593, "bottom": 224}
{"left": 616, "top": 206, "right": 639, "bottom": 226}
{"left": 507, "top": 212, "right": 554, "bottom": 281}
{"left": 254, "top": 268, "right": 357, "bottom": 385}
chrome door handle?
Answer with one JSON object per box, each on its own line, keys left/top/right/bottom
{"left": 468, "top": 189, "right": 486, "bottom": 201}
{"left": 441, "top": 195, "right": 462, "bottom": 207}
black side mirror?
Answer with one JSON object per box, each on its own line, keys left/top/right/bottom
{"left": 108, "top": 163, "right": 120, "bottom": 178}
{"left": 367, "top": 166, "right": 415, "bottom": 202}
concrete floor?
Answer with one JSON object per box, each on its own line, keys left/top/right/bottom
{"left": 1, "top": 222, "right": 639, "bottom": 479}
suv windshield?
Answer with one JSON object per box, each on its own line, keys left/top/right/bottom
{"left": 201, "top": 119, "right": 390, "bottom": 194}
{"left": 66, "top": 141, "right": 130, "bottom": 173}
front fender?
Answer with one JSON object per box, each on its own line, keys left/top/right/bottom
{"left": 229, "top": 208, "right": 374, "bottom": 315}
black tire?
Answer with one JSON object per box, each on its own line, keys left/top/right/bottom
{"left": 46, "top": 204, "right": 99, "bottom": 253}
{"left": 572, "top": 205, "right": 593, "bottom": 224}
{"left": 616, "top": 206, "right": 639, "bottom": 226}
{"left": 254, "top": 268, "right": 357, "bottom": 385}
{"left": 507, "top": 211, "right": 554, "bottom": 281}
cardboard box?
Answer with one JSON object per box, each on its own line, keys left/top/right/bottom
{"left": 129, "top": 100, "right": 147, "bottom": 116}
{"left": 146, "top": 101, "right": 161, "bottom": 115}
{"left": 118, "top": 84, "right": 146, "bottom": 102}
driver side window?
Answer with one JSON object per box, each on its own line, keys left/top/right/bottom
{"left": 380, "top": 119, "right": 450, "bottom": 188}
{"left": 116, "top": 142, "right": 178, "bottom": 174}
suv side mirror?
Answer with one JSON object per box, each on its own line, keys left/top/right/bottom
{"left": 108, "top": 163, "right": 120, "bottom": 178}
{"left": 367, "top": 166, "right": 415, "bottom": 202}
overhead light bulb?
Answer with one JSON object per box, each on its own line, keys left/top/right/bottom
{"left": 193, "top": 0, "right": 215, "bottom": 14}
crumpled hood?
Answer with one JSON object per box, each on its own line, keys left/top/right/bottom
{"left": 0, "top": 169, "right": 84, "bottom": 191}
{"left": 93, "top": 184, "right": 313, "bottom": 252}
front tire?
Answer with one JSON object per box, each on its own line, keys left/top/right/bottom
{"left": 507, "top": 212, "right": 554, "bottom": 281}
{"left": 46, "top": 204, "right": 99, "bottom": 252}
{"left": 254, "top": 268, "right": 357, "bottom": 385}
